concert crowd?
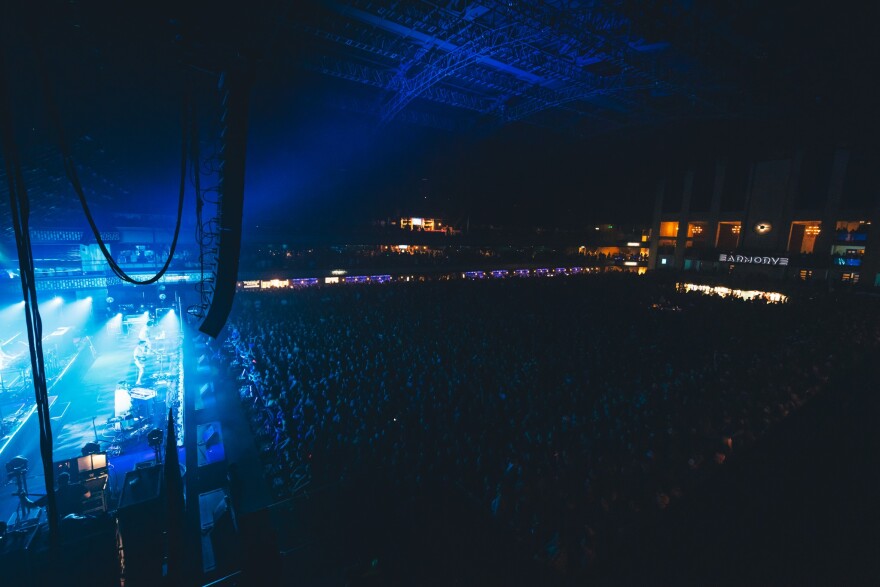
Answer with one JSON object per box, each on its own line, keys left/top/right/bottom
{"left": 221, "top": 274, "right": 877, "bottom": 576}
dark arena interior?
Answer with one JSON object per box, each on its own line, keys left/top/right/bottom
{"left": 1, "top": 1, "right": 879, "bottom": 585}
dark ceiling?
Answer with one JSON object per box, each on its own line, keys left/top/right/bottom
{"left": 1, "top": 0, "right": 878, "bottom": 237}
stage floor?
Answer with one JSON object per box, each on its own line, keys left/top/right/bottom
{"left": 1, "top": 328, "right": 181, "bottom": 527}
{"left": 2, "top": 324, "right": 276, "bottom": 584}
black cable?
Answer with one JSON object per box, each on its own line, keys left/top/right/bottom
{"left": 0, "top": 43, "right": 59, "bottom": 544}
{"left": 49, "top": 78, "right": 189, "bottom": 285}
{"left": 26, "top": 15, "right": 189, "bottom": 286}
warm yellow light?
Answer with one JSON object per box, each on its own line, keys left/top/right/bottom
{"left": 678, "top": 282, "right": 787, "bottom": 303}
{"left": 659, "top": 221, "right": 679, "bottom": 237}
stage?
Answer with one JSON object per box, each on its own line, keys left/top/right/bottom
{"left": 0, "top": 306, "right": 276, "bottom": 585}
{"left": 0, "top": 312, "right": 184, "bottom": 529}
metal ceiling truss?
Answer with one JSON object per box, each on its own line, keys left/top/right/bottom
{"left": 484, "top": 0, "right": 733, "bottom": 116}
{"left": 295, "top": 0, "right": 731, "bottom": 131}
{"left": 377, "top": 22, "right": 545, "bottom": 123}
{"left": 323, "top": 94, "right": 463, "bottom": 131}
{"left": 299, "top": 50, "right": 494, "bottom": 114}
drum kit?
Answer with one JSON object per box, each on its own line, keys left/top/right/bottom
{"left": 104, "top": 375, "right": 169, "bottom": 454}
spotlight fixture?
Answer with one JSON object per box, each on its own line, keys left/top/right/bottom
{"left": 753, "top": 222, "right": 772, "bottom": 235}
{"left": 159, "top": 293, "right": 167, "bottom": 301}
{"left": 106, "top": 296, "right": 114, "bottom": 303}
{"left": 147, "top": 428, "right": 164, "bottom": 449}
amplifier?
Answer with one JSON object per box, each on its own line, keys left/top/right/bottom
{"left": 81, "top": 473, "right": 109, "bottom": 515}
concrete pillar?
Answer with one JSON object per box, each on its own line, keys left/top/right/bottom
{"left": 813, "top": 148, "right": 849, "bottom": 257}
{"left": 708, "top": 159, "right": 726, "bottom": 249}
{"left": 647, "top": 180, "right": 665, "bottom": 270}
{"left": 673, "top": 171, "right": 694, "bottom": 270}
{"left": 855, "top": 158, "right": 880, "bottom": 285}
{"left": 776, "top": 150, "right": 804, "bottom": 253}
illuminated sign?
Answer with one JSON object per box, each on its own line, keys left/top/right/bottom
{"left": 719, "top": 253, "right": 788, "bottom": 266}
{"left": 624, "top": 261, "right": 638, "bottom": 266}
{"left": 331, "top": 269, "right": 347, "bottom": 276}
{"left": 627, "top": 242, "right": 641, "bottom": 247}
{"left": 241, "top": 280, "right": 261, "bottom": 289}
{"left": 411, "top": 217, "right": 423, "bottom": 226}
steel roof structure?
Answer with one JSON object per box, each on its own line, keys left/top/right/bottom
{"left": 1, "top": 0, "right": 876, "bottom": 237}
{"left": 278, "top": 0, "right": 751, "bottom": 137}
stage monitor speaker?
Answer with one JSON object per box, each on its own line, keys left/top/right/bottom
{"left": 199, "top": 61, "right": 252, "bottom": 339}
{"left": 117, "top": 466, "right": 164, "bottom": 585}
{"left": 202, "top": 424, "right": 219, "bottom": 448}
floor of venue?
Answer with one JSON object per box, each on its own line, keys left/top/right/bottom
{"left": 0, "top": 318, "right": 180, "bottom": 526}
{"left": 0, "top": 310, "right": 273, "bottom": 586}
{"left": 2, "top": 275, "right": 879, "bottom": 585}
{"left": 223, "top": 274, "right": 880, "bottom": 585}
